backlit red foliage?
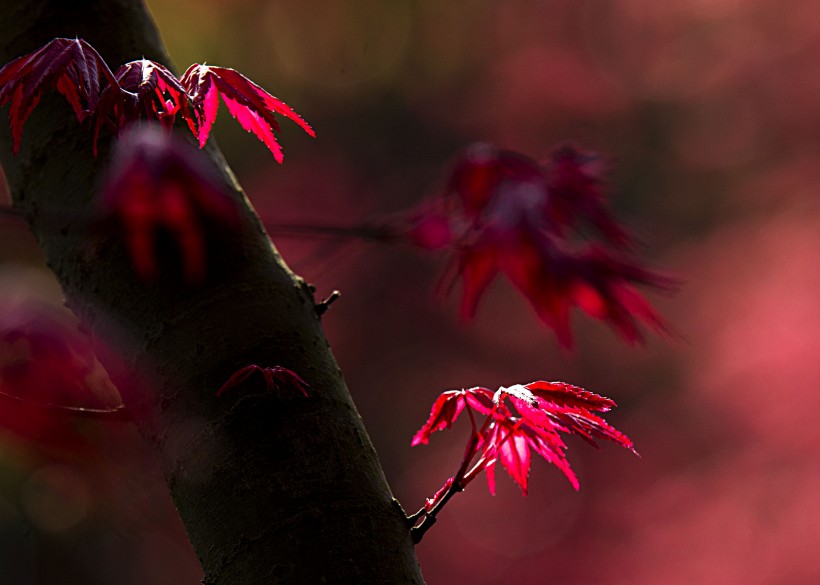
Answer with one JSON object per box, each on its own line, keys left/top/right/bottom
{"left": 93, "top": 59, "right": 190, "bottom": 153}
{"left": 181, "top": 64, "right": 315, "bottom": 163}
{"left": 413, "top": 381, "right": 635, "bottom": 496}
{"left": 410, "top": 143, "right": 674, "bottom": 346}
{"left": 0, "top": 38, "right": 312, "bottom": 159}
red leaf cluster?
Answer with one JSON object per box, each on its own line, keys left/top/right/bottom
{"left": 413, "top": 381, "right": 635, "bottom": 495}
{"left": 0, "top": 38, "right": 313, "bottom": 159}
{"left": 217, "top": 364, "right": 309, "bottom": 398}
{"left": 98, "top": 126, "right": 238, "bottom": 283}
{"left": 409, "top": 143, "right": 675, "bottom": 346}
{"left": 93, "top": 59, "right": 190, "bottom": 154}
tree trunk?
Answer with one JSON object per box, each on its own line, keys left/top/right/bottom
{"left": 0, "top": 1, "right": 425, "bottom": 583}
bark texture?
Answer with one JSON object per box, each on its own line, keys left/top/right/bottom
{"left": 0, "top": 1, "right": 426, "bottom": 583}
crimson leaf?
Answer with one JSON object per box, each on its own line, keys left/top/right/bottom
{"left": 217, "top": 365, "right": 309, "bottom": 397}
{"left": 181, "top": 64, "right": 315, "bottom": 163}
{"left": 0, "top": 38, "right": 116, "bottom": 153}
{"left": 410, "top": 387, "right": 494, "bottom": 446}
{"left": 93, "top": 59, "right": 191, "bottom": 153}
{"left": 413, "top": 381, "right": 636, "bottom": 496}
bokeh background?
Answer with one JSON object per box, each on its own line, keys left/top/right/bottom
{"left": 2, "top": 0, "right": 820, "bottom": 583}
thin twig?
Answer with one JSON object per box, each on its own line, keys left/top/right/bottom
{"left": 264, "top": 222, "right": 399, "bottom": 242}
{"left": 0, "top": 388, "right": 130, "bottom": 422}
{"left": 409, "top": 408, "right": 511, "bottom": 543}
{"left": 410, "top": 479, "right": 464, "bottom": 544}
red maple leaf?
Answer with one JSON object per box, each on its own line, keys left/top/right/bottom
{"left": 522, "top": 379, "right": 617, "bottom": 410}
{"left": 180, "top": 64, "right": 315, "bottom": 163}
{"left": 93, "top": 59, "right": 191, "bottom": 153}
{"left": 495, "top": 232, "right": 675, "bottom": 346}
{"left": 489, "top": 383, "right": 635, "bottom": 491}
{"left": 98, "top": 125, "right": 238, "bottom": 283}
{"left": 445, "top": 143, "right": 545, "bottom": 219}
{"left": 411, "top": 386, "right": 494, "bottom": 446}
{"left": 545, "top": 145, "right": 632, "bottom": 247}
{"left": 0, "top": 38, "right": 116, "bottom": 153}
{"left": 482, "top": 412, "right": 579, "bottom": 494}
{"left": 216, "top": 364, "right": 309, "bottom": 397}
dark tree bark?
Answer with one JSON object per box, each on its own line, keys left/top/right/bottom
{"left": 0, "top": 1, "right": 425, "bottom": 583}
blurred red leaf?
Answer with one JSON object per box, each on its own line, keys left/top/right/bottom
{"left": 0, "top": 299, "right": 119, "bottom": 443}
{"left": 545, "top": 145, "right": 632, "bottom": 247}
{"left": 98, "top": 125, "right": 238, "bottom": 283}
{"left": 445, "top": 143, "right": 544, "bottom": 219}
{"left": 409, "top": 143, "right": 674, "bottom": 347}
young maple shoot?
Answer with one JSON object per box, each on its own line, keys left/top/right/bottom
{"left": 0, "top": 41, "right": 316, "bottom": 410}
{"left": 92, "top": 58, "right": 191, "bottom": 154}
{"left": 408, "top": 381, "right": 636, "bottom": 543}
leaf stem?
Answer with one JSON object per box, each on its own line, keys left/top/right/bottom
{"left": 410, "top": 410, "right": 496, "bottom": 544}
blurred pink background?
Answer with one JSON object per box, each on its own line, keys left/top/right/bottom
{"left": 2, "top": 0, "right": 820, "bottom": 583}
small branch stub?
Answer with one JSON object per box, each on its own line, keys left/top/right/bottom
{"left": 315, "top": 290, "right": 341, "bottom": 316}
